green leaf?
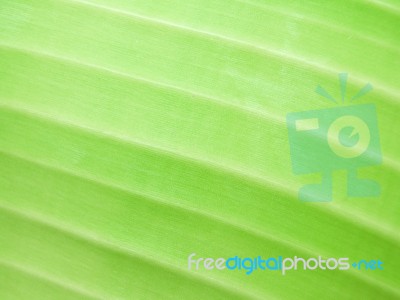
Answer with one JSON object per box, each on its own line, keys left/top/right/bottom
{"left": 0, "top": 0, "right": 399, "bottom": 298}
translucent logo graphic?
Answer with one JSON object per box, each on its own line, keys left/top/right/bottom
{"left": 287, "top": 73, "right": 381, "bottom": 202}
{"left": 188, "top": 253, "right": 384, "bottom": 276}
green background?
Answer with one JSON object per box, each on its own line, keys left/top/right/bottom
{"left": 0, "top": 0, "right": 399, "bottom": 298}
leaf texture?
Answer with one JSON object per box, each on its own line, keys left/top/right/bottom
{"left": 0, "top": 0, "right": 399, "bottom": 299}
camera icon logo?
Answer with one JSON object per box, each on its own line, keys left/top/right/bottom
{"left": 287, "top": 74, "right": 382, "bottom": 202}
